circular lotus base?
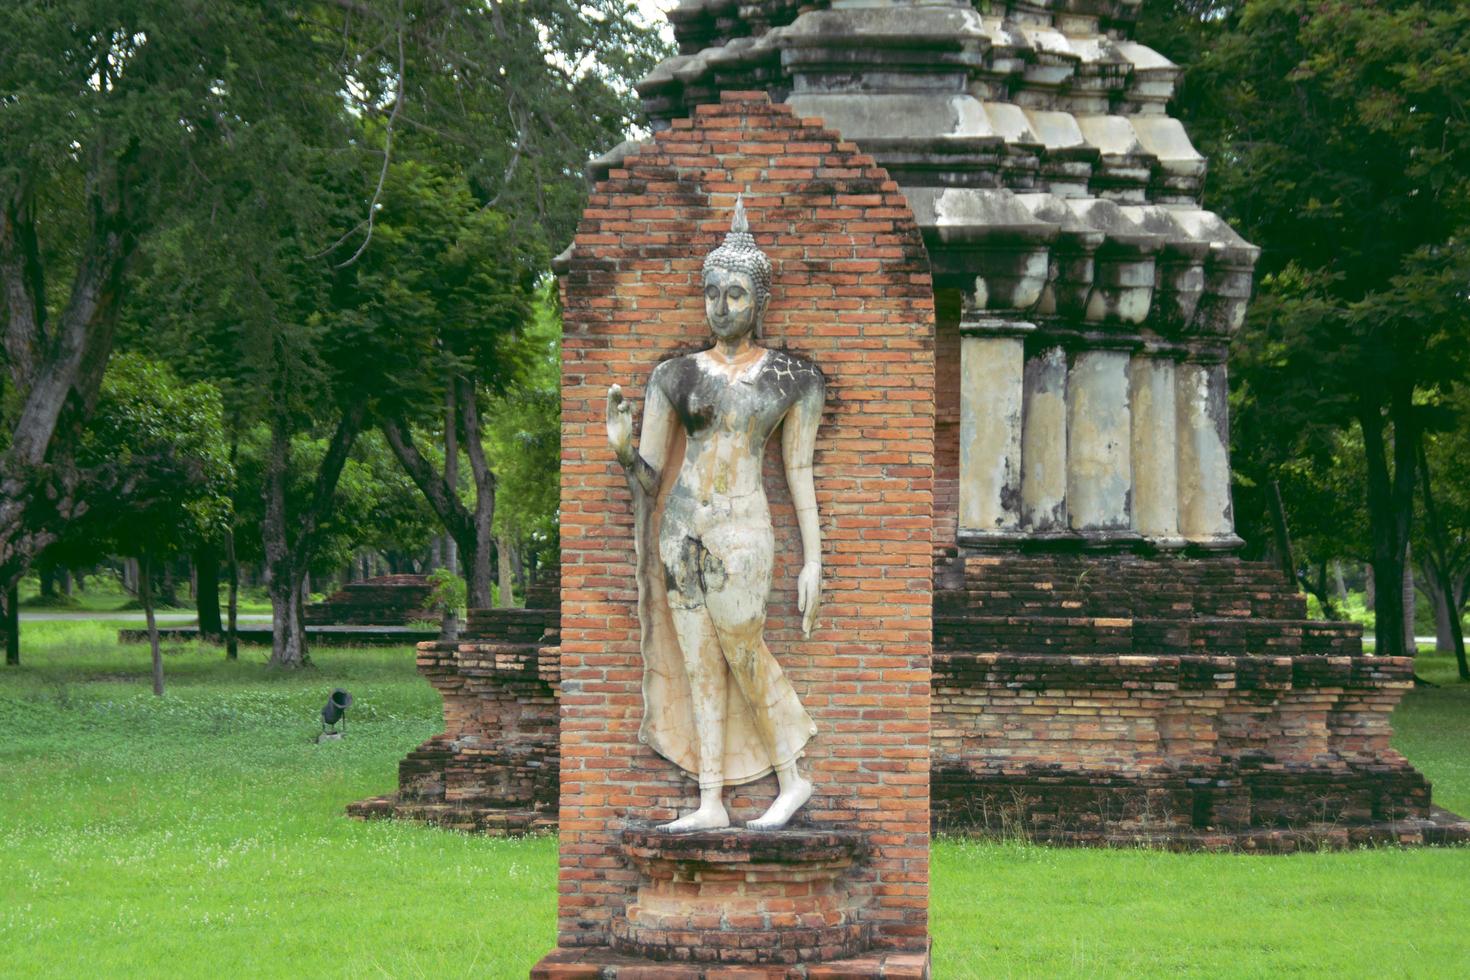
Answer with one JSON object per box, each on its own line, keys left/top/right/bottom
{"left": 612, "top": 827, "right": 868, "bottom": 966}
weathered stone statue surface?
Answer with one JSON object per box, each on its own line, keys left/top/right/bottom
{"left": 606, "top": 199, "right": 824, "bottom": 832}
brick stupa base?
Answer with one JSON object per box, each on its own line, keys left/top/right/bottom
{"left": 929, "top": 552, "right": 1470, "bottom": 850}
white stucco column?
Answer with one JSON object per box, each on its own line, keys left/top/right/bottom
{"left": 1176, "top": 359, "right": 1241, "bottom": 548}
{"left": 1066, "top": 349, "right": 1136, "bottom": 539}
{"left": 1128, "top": 354, "right": 1182, "bottom": 546}
{"left": 958, "top": 323, "right": 1028, "bottom": 543}
{"left": 1021, "top": 345, "right": 1070, "bottom": 534}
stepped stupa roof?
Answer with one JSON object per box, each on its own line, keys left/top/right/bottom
{"left": 611, "top": 0, "right": 1256, "bottom": 337}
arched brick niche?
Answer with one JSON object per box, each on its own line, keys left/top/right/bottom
{"left": 547, "top": 91, "right": 936, "bottom": 967}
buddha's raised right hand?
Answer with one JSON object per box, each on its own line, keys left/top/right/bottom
{"left": 607, "top": 384, "right": 636, "bottom": 468}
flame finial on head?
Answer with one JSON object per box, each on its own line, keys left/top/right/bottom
{"left": 703, "top": 194, "right": 771, "bottom": 309}
{"left": 731, "top": 194, "right": 749, "bottom": 234}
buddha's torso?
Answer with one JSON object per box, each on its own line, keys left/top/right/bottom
{"left": 653, "top": 347, "right": 820, "bottom": 505}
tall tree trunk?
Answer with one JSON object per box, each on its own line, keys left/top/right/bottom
{"left": 458, "top": 377, "right": 496, "bottom": 609}
{"left": 1402, "top": 546, "right": 1416, "bottom": 654}
{"left": 1316, "top": 560, "right": 1341, "bottom": 621}
{"left": 1358, "top": 392, "right": 1416, "bottom": 658}
{"left": 1332, "top": 561, "right": 1348, "bottom": 605}
{"left": 1267, "top": 479, "right": 1297, "bottom": 591}
{"left": 381, "top": 406, "right": 492, "bottom": 607}
{"left": 1364, "top": 566, "right": 1375, "bottom": 611}
{"left": 263, "top": 410, "right": 306, "bottom": 667}
{"left": 224, "top": 433, "right": 240, "bottom": 661}
{"left": 195, "top": 542, "right": 223, "bottom": 639}
{"left": 267, "top": 566, "right": 309, "bottom": 668}
{"left": 497, "top": 534, "right": 516, "bottom": 608}
{"left": 262, "top": 403, "right": 364, "bottom": 668}
{"left": 140, "top": 551, "right": 163, "bottom": 697}
{"left": 225, "top": 521, "right": 239, "bottom": 661}
{"left": 1425, "top": 572, "right": 1455, "bottom": 654}
{"left": 1417, "top": 437, "right": 1470, "bottom": 680}
{"left": 38, "top": 562, "right": 55, "bottom": 599}
{"left": 158, "top": 560, "right": 178, "bottom": 608}
{"left": 440, "top": 380, "right": 461, "bottom": 641}
{"left": 290, "top": 573, "right": 308, "bottom": 659}
{"left": 0, "top": 168, "right": 138, "bottom": 622}
{"left": 1298, "top": 558, "right": 1341, "bottom": 621}
{"left": 3, "top": 583, "right": 17, "bottom": 666}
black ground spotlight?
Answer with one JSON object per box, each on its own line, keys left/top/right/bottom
{"left": 317, "top": 688, "right": 353, "bottom": 742}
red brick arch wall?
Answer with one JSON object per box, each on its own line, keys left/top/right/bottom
{"left": 557, "top": 91, "right": 935, "bottom": 951}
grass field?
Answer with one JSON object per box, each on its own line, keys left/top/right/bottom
{"left": 17, "top": 574, "right": 278, "bottom": 615}
{"left": 2, "top": 624, "right": 1468, "bottom": 978}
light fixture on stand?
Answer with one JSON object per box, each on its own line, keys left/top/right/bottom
{"left": 316, "top": 688, "right": 353, "bottom": 743}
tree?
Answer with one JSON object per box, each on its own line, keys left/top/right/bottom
{"left": 120, "top": 116, "right": 366, "bottom": 667}
{"left": 5, "top": 0, "right": 666, "bottom": 662}
{"left": 486, "top": 286, "right": 563, "bottom": 604}
{"left": 365, "top": 162, "right": 544, "bottom": 607}
{"left": 1228, "top": 274, "right": 1368, "bottom": 615}
{"left": 336, "top": 0, "right": 663, "bottom": 610}
{"left": 1139, "top": 0, "right": 1470, "bottom": 657}
{"left": 120, "top": 0, "right": 664, "bottom": 656}
{"left": 336, "top": 431, "right": 442, "bottom": 574}
{"left": 0, "top": 0, "right": 372, "bottom": 661}
{"left": 57, "top": 354, "right": 231, "bottom": 693}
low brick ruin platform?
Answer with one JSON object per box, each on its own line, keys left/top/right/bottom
{"left": 304, "top": 574, "right": 435, "bottom": 626}
{"left": 357, "top": 555, "right": 1470, "bottom": 851}
{"left": 531, "top": 946, "right": 930, "bottom": 979}
{"left": 347, "top": 581, "right": 561, "bottom": 831}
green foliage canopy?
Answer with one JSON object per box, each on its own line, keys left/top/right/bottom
{"left": 57, "top": 353, "right": 232, "bottom": 564}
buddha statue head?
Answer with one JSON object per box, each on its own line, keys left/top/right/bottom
{"left": 702, "top": 196, "right": 771, "bottom": 341}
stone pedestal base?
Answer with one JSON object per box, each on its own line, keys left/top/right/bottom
{"left": 613, "top": 829, "right": 867, "bottom": 966}
{"left": 532, "top": 828, "right": 929, "bottom": 978}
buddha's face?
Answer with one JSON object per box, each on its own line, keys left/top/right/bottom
{"left": 703, "top": 267, "right": 762, "bottom": 342}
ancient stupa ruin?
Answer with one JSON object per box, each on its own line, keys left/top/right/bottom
{"left": 352, "top": 0, "right": 1470, "bottom": 850}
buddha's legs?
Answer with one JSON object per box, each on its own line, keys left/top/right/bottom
{"left": 660, "top": 534, "right": 731, "bottom": 831}
{"left": 701, "top": 522, "right": 813, "bottom": 830}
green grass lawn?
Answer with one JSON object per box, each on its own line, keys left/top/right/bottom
{"left": 2, "top": 625, "right": 1468, "bottom": 978}
{"left": 17, "top": 577, "right": 276, "bottom": 616}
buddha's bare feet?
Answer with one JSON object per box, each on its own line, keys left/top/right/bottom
{"left": 658, "top": 801, "right": 729, "bottom": 832}
{"left": 746, "top": 775, "right": 812, "bottom": 831}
